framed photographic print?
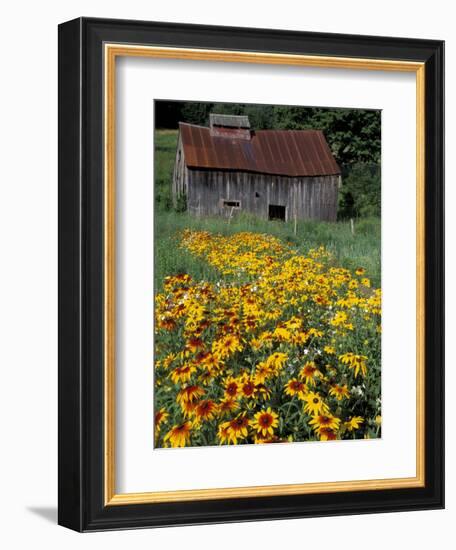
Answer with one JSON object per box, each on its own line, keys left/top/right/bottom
{"left": 58, "top": 17, "right": 444, "bottom": 531}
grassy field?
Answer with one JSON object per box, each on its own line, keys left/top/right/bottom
{"left": 154, "top": 129, "right": 381, "bottom": 290}
{"left": 154, "top": 130, "right": 179, "bottom": 212}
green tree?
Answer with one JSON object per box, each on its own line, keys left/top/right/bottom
{"left": 273, "top": 106, "right": 381, "bottom": 166}
{"left": 181, "top": 102, "right": 214, "bottom": 125}
{"left": 338, "top": 163, "right": 381, "bottom": 219}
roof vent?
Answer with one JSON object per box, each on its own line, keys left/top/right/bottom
{"left": 209, "top": 113, "right": 250, "bottom": 129}
{"left": 209, "top": 113, "right": 251, "bottom": 140}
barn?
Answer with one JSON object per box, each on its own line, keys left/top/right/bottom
{"left": 172, "top": 114, "right": 341, "bottom": 222}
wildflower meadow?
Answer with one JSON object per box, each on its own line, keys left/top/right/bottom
{"left": 154, "top": 228, "right": 381, "bottom": 448}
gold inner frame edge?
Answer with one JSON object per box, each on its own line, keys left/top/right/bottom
{"left": 104, "top": 44, "right": 425, "bottom": 506}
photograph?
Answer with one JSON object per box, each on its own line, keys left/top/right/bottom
{"left": 153, "top": 100, "right": 382, "bottom": 448}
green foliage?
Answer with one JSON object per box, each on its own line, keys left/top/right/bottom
{"left": 156, "top": 100, "right": 381, "bottom": 166}
{"left": 154, "top": 130, "right": 178, "bottom": 212}
{"left": 339, "top": 164, "right": 381, "bottom": 219}
{"left": 180, "top": 102, "right": 213, "bottom": 125}
{"left": 175, "top": 192, "right": 187, "bottom": 213}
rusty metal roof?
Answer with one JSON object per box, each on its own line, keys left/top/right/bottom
{"left": 179, "top": 122, "right": 341, "bottom": 177}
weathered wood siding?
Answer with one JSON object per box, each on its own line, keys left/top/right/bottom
{"left": 181, "top": 169, "right": 339, "bottom": 222}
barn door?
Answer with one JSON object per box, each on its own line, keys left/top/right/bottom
{"left": 268, "top": 204, "right": 286, "bottom": 221}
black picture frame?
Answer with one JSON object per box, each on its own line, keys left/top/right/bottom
{"left": 58, "top": 17, "right": 444, "bottom": 532}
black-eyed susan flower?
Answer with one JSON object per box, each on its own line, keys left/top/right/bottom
{"left": 218, "top": 421, "right": 231, "bottom": 444}
{"left": 176, "top": 385, "right": 205, "bottom": 405}
{"left": 212, "top": 334, "right": 242, "bottom": 358}
{"left": 185, "top": 337, "right": 205, "bottom": 353}
{"left": 180, "top": 399, "right": 196, "bottom": 418}
{"left": 314, "top": 294, "right": 329, "bottom": 306}
{"left": 243, "top": 315, "right": 258, "bottom": 332}
{"left": 218, "top": 397, "right": 240, "bottom": 416}
{"left": 345, "top": 416, "right": 364, "bottom": 431}
{"left": 194, "top": 350, "right": 210, "bottom": 365}
{"left": 170, "top": 364, "right": 197, "bottom": 384}
{"left": 258, "top": 331, "right": 274, "bottom": 347}
{"left": 154, "top": 408, "right": 169, "bottom": 434}
{"left": 193, "top": 399, "right": 218, "bottom": 422}
{"left": 318, "top": 427, "right": 337, "bottom": 441}
{"left": 198, "top": 370, "right": 215, "bottom": 386}
{"left": 284, "top": 316, "right": 302, "bottom": 330}
{"left": 240, "top": 375, "right": 255, "bottom": 399}
{"left": 303, "top": 392, "right": 329, "bottom": 416}
{"left": 268, "top": 352, "right": 288, "bottom": 368}
{"left": 284, "top": 379, "right": 307, "bottom": 399}
{"left": 251, "top": 408, "right": 279, "bottom": 437}
{"left": 272, "top": 326, "right": 292, "bottom": 342}
{"left": 223, "top": 376, "right": 240, "bottom": 399}
{"left": 254, "top": 361, "right": 273, "bottom": 385}
{"left": 299, "top": 361, "right": 320, "bottom": 386}
{"left": 310, "top": 413, "right": 341, "bottom": 435}
{"left": 159, "top": 316, "right": 177, "bottom": 331}
{"left": 339, "top": 353, "right": 368, "bottom": 378}
{"left": 293, "top": 331, "right": 310, "bottom": 345}
{"left": 330, "top": 311, "right": 353, "bottom": 331}
{"left": 202, "top": 352, "right": 223, "bottom": 372}
{"left": 250, "top": 337, "right": 263, "bottom": 351}
{"left": 163, "top": 421, "right": 192, "bottom": 448}
{"left": 253, "top": 383, "right": 271, "bottom": 400}
{"left": 226, "top": 414, "right": 250, "bottom": 443}
{"left": 307, "top": 328, "right": 324, "bottom": 338}
{"left": 329, "top": 384, "right": 350, "bottom": 401}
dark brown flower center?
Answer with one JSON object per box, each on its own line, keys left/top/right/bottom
{"left": 243, "top": 383, "right": 254, "bottom": 395}
{"left": 259, "top": 414, "right": 273, "bottom": 427}
{"left": 227, "top": 383, "right": 237, "bottom": 395}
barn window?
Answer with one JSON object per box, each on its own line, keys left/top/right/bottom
{"left": 223, "top": 200, "right": 241, "bottom": 208}
{"left": 269, "top": 204, "right": 286, "bottom": 221}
